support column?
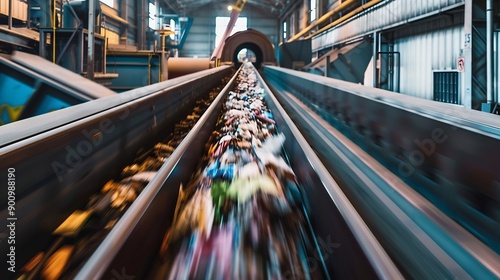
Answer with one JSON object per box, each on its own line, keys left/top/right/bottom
{"left": 496, "top": 31, "right": 499, "bottom": 109}
{"left": 120, "top": 0, "right": 128, "bottom": 44}
{"left": 463, "top": 0, "right": 473, "bottom": 109}
{"left": 136, "top": 0, "right": 147, "bottom": 50}
{"left": 40, "top": 0, "right": 52, "bottom": 28}
{"left": 8, "top": 0, "right": 12, "bottom": 29}
{"left": 484, "top": 0, "right": 494, "bottom": 110}
{"left": 87, "top": 0, "right": 95, "bottom": 79}
{"left": 325, "top": 54, "right": 330, "bottom": 77}
{"left": 463, "top": 0, "right": 488, "bottom": 111}
{"left": 372, "top": 31, "right": 379, "bottom": 88}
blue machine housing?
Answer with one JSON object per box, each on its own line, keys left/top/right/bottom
{"left": 0, "top": 51, "right": 115, "bottom": 125}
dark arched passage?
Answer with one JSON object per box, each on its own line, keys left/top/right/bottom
{"left": 221, "top": 29, "right": 275, "bottom": 69}
{"left": 233, "top": 42, "right": 263, "bottom": 69}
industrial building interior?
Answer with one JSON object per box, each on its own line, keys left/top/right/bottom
{"left": 1, "top": 0, "right": 499, "bottom": 279}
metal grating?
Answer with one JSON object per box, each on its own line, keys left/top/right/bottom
{"left": 433, "top": 71, "right": 460, "bottom": 104}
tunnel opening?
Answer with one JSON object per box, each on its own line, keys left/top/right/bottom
{"left": 233, "top": 42, "right": 263, "bottom": 69}
{"left": 237, "top": 48, "right": 257, "bottom": 64}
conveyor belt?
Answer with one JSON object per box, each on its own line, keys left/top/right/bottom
{"left": 0, "top": 63, "right": 498, "bottom": 279}
{"left": 0, "top": 64, "right": 400, "bottom": 279}
{"left": 263, "top": 66, "right": 500, "bottom": 255}
{"left": 265, "top": 75, "right": 500, "bottom": 279}
{"left": 73, "top": 64, "right": 399, "bottom": 279}
{"left": 0, "top": 65, "right": 232, "bottom": 278}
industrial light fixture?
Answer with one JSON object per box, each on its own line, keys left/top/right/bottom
{"left": 228, "top": 0, "right": 246, "bottom": 12}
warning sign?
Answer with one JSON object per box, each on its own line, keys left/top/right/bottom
{"left": 457, "top": 57, "right": 465, "bottom": 72}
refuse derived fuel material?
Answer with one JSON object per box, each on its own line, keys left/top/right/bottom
{"left": 153, "top": 63, "right": 322, "bottom": 279}
{"left": 1, "top": 63, "right": 385, "bottom": 279}
{"left": 14, "top": 84, "right": 225, "bottom": 279}
{"left": 0, "top": 66, "right": 232, "bottom": 279}
{"left": 76, "top": 63, "right": 377, "bottom": 279}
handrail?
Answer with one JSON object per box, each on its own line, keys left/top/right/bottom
{"left": 256, "top": 65, "right": 403, "bottom": 279}
{"left": 287, "top": 0, "right": 356, "bottom": 42}
{"left": 75, "top": 63, "right": 241, "bottom": 280}
{"left": 263, "top": 65, "right": 500, "bottom": 278}
{"left": 305, "top": 0, "right": 383, "bottom": 40}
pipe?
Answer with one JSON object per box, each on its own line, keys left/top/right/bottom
{"left": 377, "top": 31, "right": 382, "bottom": 88}
{"left": 325, "top": 54, "right": 330, "bottom": 77}
{"left": 168, "top": 57, "right": 210, "bottom": 79}
{"left": 305, "top": 0, "right": 383, "bottom": 40}
{"left": 286, "top": 0, "right": 356, "bottom": 43}
{"left": 157, "top": 54, "right": 161, "bottom": 81}
{"left": 8, "top": 0, "right": 12, "bottom": 29}
{"left": 486, "top": 0, "right": 493, "bottom": 104}
{"left": 27, "top": 0, "right": 31, "bottom": 29}
{"left": 211, "top": 0, "right": 247, "bottom": 60}
{"left": 52, "top": 0, "right": 56, "bottom": 63}
{"left": 87, "top": 0, "right": 95, "bottom": 79}
{"left": 161, "top": 34, "right": 168, "bottom": 81}
{"left": 372, "top": 31, "right": 378, "bottom": 88}
{"left": 497, "top": 32, "right": 499, "bottom": 110}
{"left": 149, "top": 53, "right": 152, "bottom": 84}
{"left": 211, "top": 9, "right": 240, "bottom": 60}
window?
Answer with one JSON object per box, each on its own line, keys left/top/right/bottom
{"left": 283, "top": 21, "right": 287, "bottom": 40}
{"left": 149, "top": 3, "right": 157, "bottom": 29}
{"left": 100, "top": 0, "right": 114, "bottom": 8}
{"left": 237, "top": 49, "right": 256, "bottom": 63}
{"left": 215, "top": 16, "right": 247, "bottom": 48}
{"left": 169, "top": 19, "right": 176, "bottom": 39}
{"left": 310, "top": 0, "right": 317, "bottom": 22}
{"left": 433, "top": 71, "right": 460, "bottom": 104}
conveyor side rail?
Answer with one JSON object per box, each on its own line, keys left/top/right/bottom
{"left": 75, "top": 64, "right": 401, "bottom": 279}
{"left": 0, "top": 66, "right": 232, "bottom": 276}
{"left": 262, "top": 66, "right": 500, "bottom": 254}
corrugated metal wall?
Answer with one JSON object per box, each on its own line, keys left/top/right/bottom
{"left": 496, "top": 32, "right": 500, "bottom": 105}
{"left": 247, "top": 9, "right": 278, "bottom": 50}
{"left": 394, "top": 25, "right": 463, "bottom": 100}
{"left": 180, "top": 4, "right": 278, "bottom": 58}
{"left": 126, "top": 0, "right": 136, "bottom": 46}
{"left": 312, "top": 0, "right": 464, "bottom": 52}
{"left": 181, "top": 13, "right": 213, "bottom": 58}
{"left": 0, "top": 0, "right": 28, "bottom": 21}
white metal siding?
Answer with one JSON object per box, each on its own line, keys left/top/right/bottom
{"left": 181, "top": 15, "right": 213, "bottom": 58}
{"left": 312, "top": 0, "right": 465, "bottom": 52}
{"left": 394, "top": 25, "right": 464, "bottom": 100}
{"left": 496, "top": 32, "right": 500, "bottom": 104}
